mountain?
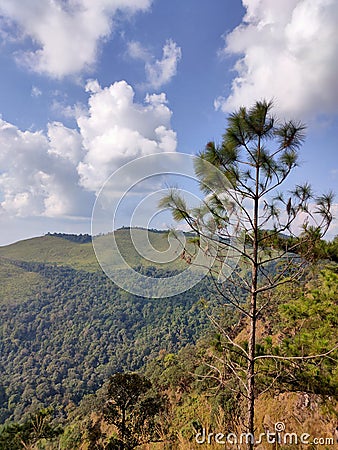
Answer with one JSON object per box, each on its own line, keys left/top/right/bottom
{"left": 0, "top": 230, "right": 216, "bottom": 424}
{"left": 0, "top": 228, "right": 194, "bottom": 274}
{"left": 1, "top": 231, "right": 338, "bottom": 449}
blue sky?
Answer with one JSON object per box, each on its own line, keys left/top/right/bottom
{"left": 0, "top": 0, "right": 337, "bottom": 245}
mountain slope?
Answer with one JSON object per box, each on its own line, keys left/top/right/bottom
{"left": 0, "top": 235, "right": 98, "bottom": 271}
{"left": 0, "top": 229, "right": 189, "bottom": 273}
{"left": 0, "top": 231, "right": 216, "bottom": 424}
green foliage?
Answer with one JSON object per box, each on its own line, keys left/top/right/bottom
{"left": 160, "top": 100, "right": 334, "bottom": 449}
{"left": 0, "top": 257, "right": 217, "bottom": 424}
{"left": 1, "top": 227, "right": 338, "bottom": 448}
{"left": 0, "top": 235, "right": 99, "bottom": 272}
{"left": 3, "top": 265, "right": 335, "bottom": 449}
{"left": 58, "top": 421, "right": 82, "bottom": 450}
{"left": 276, "top": 270, "right": 338, "bottom": 394}
{"left": 326, "top": 235, "right": 338, "bottom": 263}
{"left": 46, "top": 233, "right": 92, "bottom": 244}
{"left": 196, "top": 100, "right": 304, "bottom": 195}
{"left": 103, "top": 373, "right": 166, "bottom": 449}
{"left": 0, "top": 229, "right": 192, "bottom": 273}
{"left": 0, "top": 408, "right": 62, "bottom": 449}
{"left": 0, "top": 259, "right": 46, "bottom": 306}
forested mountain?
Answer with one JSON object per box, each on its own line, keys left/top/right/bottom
{"left": 0, "top": 231, "right": 338, "bottom": 449}
{"left": 0, "top": 231, "right": 224, "bottom": 425}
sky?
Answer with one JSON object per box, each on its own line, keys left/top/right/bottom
{"left": 0, "top": 0, "right": 337, "bottom": 245}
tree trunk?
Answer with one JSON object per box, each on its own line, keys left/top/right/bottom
{"left": 121, "top": 406, "right": 126, "bottom": 450}
{"left": 247, "top": 289, "right": 257, "bottom": 450}
{"left": 246, "top": 144, "right": 260, "bottom": 450}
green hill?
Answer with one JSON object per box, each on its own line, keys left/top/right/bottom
{"left": 0, "top": 259, "right": 46, "bottom": 306}
{"left": 0, "top": 235, "right": 98, "bottom": 271}
{"left": 0, "top": 231, "right": 337, "bottom": 448}
{"left": 0, "top": 230, "right": 217, "bottom": 425}
{"left": 0, "top": 229, "right": 190, "bottom": 273}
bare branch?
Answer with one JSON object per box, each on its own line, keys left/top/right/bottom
{"left": 255, "top": 344, "right": 338, "bottom": 362}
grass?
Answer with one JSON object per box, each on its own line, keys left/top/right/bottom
{"left": 93, "top": 228, "right": 191, "bottom": 271}
{"left": 0, "top": 259, "right": 46, "bottom": 306}
{"left": 0, "top": 235, "right": 99, "bottom": 271}
{"left": 0, "top": 229, "right": 194, "bottom": 276}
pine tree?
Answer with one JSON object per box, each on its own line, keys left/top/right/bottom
{"left": 160, "top": 100, "right": 334, "bottom": 449}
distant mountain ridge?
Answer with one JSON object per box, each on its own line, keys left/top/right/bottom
{"left": 0, "top": 228, "right": 189, "bottom": 272}
{"left": 45, "top": 232, "right": 92, "bottom": 244}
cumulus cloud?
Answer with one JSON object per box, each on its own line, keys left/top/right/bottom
{"left": 145, "top": 39, "right": 182, "bottom": 89}
{"left": 216, "top": 0, "right": 338, "bottom": 119}
{"left": 0, "top": 0, "right": 152, "bottom": 78}
{"left": 0, "top": 119, "right": 91, "bottom": 217}
{"left": 0, "top": 80, "right": 177, "bottom": 218}
{"left": 127, "top": 39, "right": 182, "bottom": 89}
{"left": 47, "top": 122, "right": 84, "bottom": 165}
{"left": 77, "top": 80, "right": 177, "bottom": 191}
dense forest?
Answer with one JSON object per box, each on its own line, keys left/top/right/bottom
{"left": 0, "top": 257, "right": 224, "bottom": 425}
{"left": 0, "top": 231, "right": 338, "bottom": 448}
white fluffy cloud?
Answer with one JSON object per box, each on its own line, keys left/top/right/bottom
{"left": 216, "top": 0, "right": 338, "bottom": 118}
{"left": 127, "top": 39, "right": 182, "bottom": 89}
{"left": 328, "top": 204, "right": 338, "bottom": 239}
{"left": 145, "top": 39, "right": 182, "bottom": 89}
{"left": 0, "top": 80, "right": 177, "bottom": 218}
{"left": 0, "top": 119, "right": 92, "bottom": 218}
{"left": 0, "top": 0, "right": 152, "bottom": 78}
{"left": 77, "top": 80, "right": 177, "bottom": 191}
